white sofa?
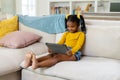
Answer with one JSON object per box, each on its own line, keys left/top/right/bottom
{"left": 0, "top": 17, "right": 120, "bottom": 80}
{"left": 20, "top": 19, "right": 120, "bottom": 80}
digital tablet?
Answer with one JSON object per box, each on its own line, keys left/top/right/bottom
{"left": 46, "top": 43, "right": 69, "bottom": 54}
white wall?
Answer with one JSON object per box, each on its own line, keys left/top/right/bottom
{"left": 0, "top": 0, "right": 16, "bottom": 15}
{"left": 16, "top": 0, "right": 22, "bottom": 15}
{"left": 36, "top": 0, "right": 49, "bottom": 16}
{"left": 0, "top": 0, "right": 1, "bottom": 14}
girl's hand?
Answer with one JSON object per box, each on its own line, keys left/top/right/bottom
{"left": 66, "top": 50, "right": 72, "bottom": 56}
{"left": 48, "top": 48, "right": 53, "bottom": 54}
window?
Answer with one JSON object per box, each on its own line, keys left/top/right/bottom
{"left": 22, "top": 0, "right": 36, "bottom": 16}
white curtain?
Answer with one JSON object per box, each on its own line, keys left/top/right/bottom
{"left": 22, "top": 0, "right": 36, "bottom": 16}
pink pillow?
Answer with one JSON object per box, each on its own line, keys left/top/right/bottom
{"left": 0, "top": 31, "right": 41, "bottom": 48}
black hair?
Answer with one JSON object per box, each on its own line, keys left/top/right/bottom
{"left": 65, "top": 15, "right": 86, "bottom": 33}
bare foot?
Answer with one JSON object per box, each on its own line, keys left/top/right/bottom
{"left": 32, "top": 54, "right": 38, "bottom": 69}
{"left": 24, "top": 52, "right": 32, "bottom": 68}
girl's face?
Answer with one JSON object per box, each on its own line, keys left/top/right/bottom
{"left": 67, "top": 21, "right": 79, "bottom": 33}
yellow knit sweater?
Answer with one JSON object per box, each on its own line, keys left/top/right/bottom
{"left": 57, "top": 31, "right": 85, "bottom": 54}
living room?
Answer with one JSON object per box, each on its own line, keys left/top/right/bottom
{"left": 0, "top": 0, "right": 120, "bottom": 80}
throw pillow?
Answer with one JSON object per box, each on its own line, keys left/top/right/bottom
{"left": 0, "top": 31, "right": 42, "bottom": 48}
{"left": 0, "top": 16, "right": 18, "bottom": 38}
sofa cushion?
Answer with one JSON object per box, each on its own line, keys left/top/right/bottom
{"left": 0, "top": 42, "right": 47, "bottom": 76}
{"left": 55, "top": 33, "right": 64, "bottom": 43}
{"left": 24, "top": 56, "right": 120, "bottom": 80}
{"left": 85, "top": 20, "right": 120, "bottom": 26}
{"left": 22, "top": 69, "right": 66, "bottom": 80}
{"left": 19, "top": 23, "right": 56, "bottom": 43}
{"left": 0, "top": 31, "right": 41, "bottom": 48}
{"left": 0, "top": 16, "right": 18, "bottom": 38}
{"left": 83, "top": 25, "right": 120, "bottom": 60}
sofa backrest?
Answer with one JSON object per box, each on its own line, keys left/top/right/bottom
{"left": 19, "top": 23, "right": 56, "bottom": 43}
{"left": 83, "top": 19, "right": 120, "bottom": 60}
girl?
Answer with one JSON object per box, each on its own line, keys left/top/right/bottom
{"left": 24, "top": 14, "right": 86, "bottom": 69}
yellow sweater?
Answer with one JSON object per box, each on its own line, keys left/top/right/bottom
{"left": 57, "top": 31, "right": 85, "bottom": 54}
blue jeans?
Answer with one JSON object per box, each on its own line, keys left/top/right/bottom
{"left": 74, "top": 51, "right": 81, "bottom": 61}
{"left": 68, "top": 47, "right": 81, "bottom": 61}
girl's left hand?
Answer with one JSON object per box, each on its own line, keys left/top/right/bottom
{"left": 66, "top": 50, "right": 72, "bottom": 56}
{"left": 48, "top": 48, "right": 53, "bottom": 54}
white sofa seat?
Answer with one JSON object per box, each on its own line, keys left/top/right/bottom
{"left": 0, "top": 42, "right": 47, "bottom": 76}
{"left": 24, "top": 56, "right": 120, "bottom": 80}
{"left": 44, "top": 57, "right": 120, "bottom": 80}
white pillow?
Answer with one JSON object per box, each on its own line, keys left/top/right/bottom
{"left": 83, "top": 25, "right": 120, "bottom": 60}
